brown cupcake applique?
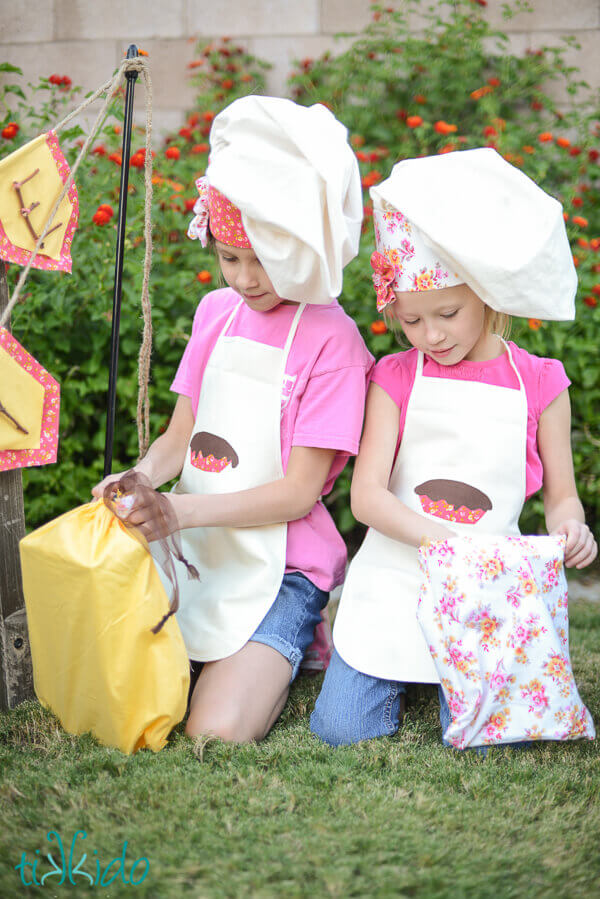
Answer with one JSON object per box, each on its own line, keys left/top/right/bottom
{"left": 414, "top": 479, "right": 492, "bottom": 524}
{"left": 190, "top": 431, "right": 239, "bottom": 473}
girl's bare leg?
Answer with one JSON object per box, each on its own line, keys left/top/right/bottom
{"left": 185, "top": 642, "right": 292, "bottom": 742}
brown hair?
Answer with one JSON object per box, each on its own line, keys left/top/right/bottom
{"left": 206, "top": 229, "right": 226, "bottom": 288}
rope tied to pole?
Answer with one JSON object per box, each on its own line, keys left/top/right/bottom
{"left": 0, "top": 55, "right": 154, "bottom": 459}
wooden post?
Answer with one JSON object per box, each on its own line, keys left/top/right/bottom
{"left": 0, "top": 261, "right": 34, "bottom": 709}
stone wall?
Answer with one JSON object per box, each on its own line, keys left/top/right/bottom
{"left": 1, "top": 0, "right": 598, "bottom": 135}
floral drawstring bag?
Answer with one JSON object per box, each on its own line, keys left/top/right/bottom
{"left": 417, "top": 534, "right": 595, "bottom": 748}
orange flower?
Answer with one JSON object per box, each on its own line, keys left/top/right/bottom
{"left": 572, "top": 197, "right": 583, "bottom": 208}
{"left": 351, "top": 134, "right": 365, "bottom": 148}
{"left": 538, "top": 132, "right": 553, "bottom": 142}
{"left": 470, "top": 85, "right": 493, "bottom": 100}
{"left": 92, "top": 144, "right": 107, "bottom": 156}
{"left": 92, "top": 205, "right": 114, "bottom": 226}
{"left": 165, "top": 146, "right": 180, "bottom": 160}
{"left": 114, "top": 124, "right": 122, "bottom": 134}
{"left": 406, "top": 115, "right": 424, "bottom": 128}
{"left": 197, "top": 270, "right": 212, "bottom": 284}
{"left": 589, "top": 238, "right": 600, "bottom": 251}
{"left": 583, "top": 296, "right": 598, "bottom": 308}
{"left": 522, "top": 145, "right": 535, "bottom": 154}
{"left": 202, "top": 111, "right": 215, "bottom": 122}
{"left": 483, "top": 125, "right": 497, "bottom": 137}
{"left": 1, "top": 121, "right": 19, "bottom": 139}
{"left": 487, "top": 77, "right": 501, "bottom": 87}
{"left": 130, "top": 151, "right": 145, "bottom": 168}
{"left": 556, "top": 137, "right": 570, "bottom": 148}
{"left": 187, "top": 60, "right": 204, "bottom": 69}
{"left": 592, "top": 284, "right": 600, "bottom": 295}
{"left": 572, "top": 215, "right": 589, "bottom": 228}
{"left": 577, "top": 238, "right": 590, "bottom": 249}
{"left": 528, "top": 319, "right": 542, "bottom": 330}
{"left": 438, "top": 143, "right": 457, "bottom": 154}
{"left": 370, "top": 320, "right": 387, "bottom": 335}
{"left": 191, "top": 142, "right": 209, "bottom": 154}
{"left": 108, "top": 152, "right": 122, "bottom": 166}
{"left": 572, "top": 255, "right": 580, "bottom": 267}
{"left": 414, "top": 94, "right": 427, "bottom": 104}
{"left": 361, "top": 170, "right": 382, "bottom": 189}
{"left": 222, "top": 78, "right": 234, "bottom": 89}
{"left": 241, "top": 74, "right": 253, "bottom": 83}
{"left": 434, "top": 120, "right": 457, "bottom": 135}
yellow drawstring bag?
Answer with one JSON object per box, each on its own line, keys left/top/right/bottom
{"left": 19, "top": 497, "right": 191, "bottom": 754}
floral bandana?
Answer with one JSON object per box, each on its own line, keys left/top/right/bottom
{"left": 417, "top": 534, "right": 595, "bottom": 748}
{"left": 187, "top": 176, "right": 251, "bottom": 249}
{"left": 371, "top": 199, "right": 462, "bottom": 311}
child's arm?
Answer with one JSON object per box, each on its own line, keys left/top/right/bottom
{"left": 92, "top": 395, "right": 195, "bottom": 497}
{"left": 537, "top": 388, "right": 598, "bottom": 568}
{"left": 123, "top": 444, "right": 336, "bottom": 541}
{"left": 350, "top": 382, "right": 453, "bottom": 547}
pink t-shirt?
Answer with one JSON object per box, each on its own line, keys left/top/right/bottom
{"left": 171, "top": 288, "right": 374, "bottom": 591}
{"left": 372, "top": 343, "right": 570, "bottom": 501}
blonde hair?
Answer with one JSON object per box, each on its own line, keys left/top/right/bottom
{"left": 484, "top": 306, "right": 511, "bottom": 340}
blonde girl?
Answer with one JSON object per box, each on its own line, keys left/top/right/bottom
{"left": 311, "top": 148, "right": 597, "bottom": 746}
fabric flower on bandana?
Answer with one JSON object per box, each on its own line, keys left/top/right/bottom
{"left": 371, "top": 251, "right": 397, "bottom": 312}
{"left": 187, "top": 176, "right": 210, "bottom": 246}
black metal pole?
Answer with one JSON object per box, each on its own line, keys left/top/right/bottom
{"left": 103, "top": 44, "right": 139, "bottom": 477}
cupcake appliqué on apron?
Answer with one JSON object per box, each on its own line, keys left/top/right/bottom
{"left": 189, "top": 431, "right": 239, "bottom": 473}
{"left": 414, "top": 479, "right": 492, "bottom": 525}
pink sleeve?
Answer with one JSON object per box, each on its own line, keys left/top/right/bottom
{"left": 509, "top": 345, "right": 571, "bottom": 421}
{"left": 535, "top": 358, "right": 571, "bottom": 419}
{"left": 370, "top": 350, "right": 418, "bottom": 409}
{"left": 170, "top": 290, "right": 234, "bottom": 411}
{"left": 292, "top": 364, "right": 371, "bottom": 455}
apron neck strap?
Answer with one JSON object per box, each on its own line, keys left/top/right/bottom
{"left": 496, "top": 336, "right": 525, "bottom": 393}
{"left": 282, "top": 303, "right": 306, "bottom": 358}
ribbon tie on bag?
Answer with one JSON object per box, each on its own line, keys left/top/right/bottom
{"left": 103, "top": 471, "right": 199, "bottom": 634}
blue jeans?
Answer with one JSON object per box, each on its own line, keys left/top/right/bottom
{"left": 311, "top": 650, "right": 529, "bottom": 751}
{"left": 310, "top": 649, "right": 407, "bottom": 745}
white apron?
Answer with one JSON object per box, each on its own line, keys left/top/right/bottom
{"left": 333, "top": 341, "right": 527, "bottom": 682}
{"left": 167, "top": 300, "right": 305, "bottom": 661}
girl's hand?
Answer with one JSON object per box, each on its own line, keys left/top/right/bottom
{"left": 91, "top": 471, "right": 130, "bottom": 500}
{"left": 552, "top": 519, "right": 598, "bottom": 569}
{"left": 121, "top": 491, "right": 182, "bottom": 543}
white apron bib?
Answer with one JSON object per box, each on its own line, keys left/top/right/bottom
{"left": 167, "top": 300, "right": 305, "bottom": 661}
{"left": 333, "top": 341, "right": 527, "bottom": 682}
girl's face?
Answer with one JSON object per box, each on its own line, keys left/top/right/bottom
{"left": 388, "top": 283, "right": 497, "bottom": 364}
{"left": 215, "top": 241, "right": 283, "bottom": 312}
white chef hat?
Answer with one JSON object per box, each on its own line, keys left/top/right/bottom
{"left": 196, "top": 96, "right": 362, "bottom": 304}
{"left": 369, "top": 148, "right": 577, "bottom": 320}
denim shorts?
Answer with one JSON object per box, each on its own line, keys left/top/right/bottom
{"left": 250, "top": 571, "right": 329, "bottom": 682}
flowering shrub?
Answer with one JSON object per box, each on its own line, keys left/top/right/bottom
{"left": 1, "top": 8, "right": 599, "bottom": 548}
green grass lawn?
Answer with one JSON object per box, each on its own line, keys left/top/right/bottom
{"left": 1, "top": 599, "right": 599, "bottom": 899}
